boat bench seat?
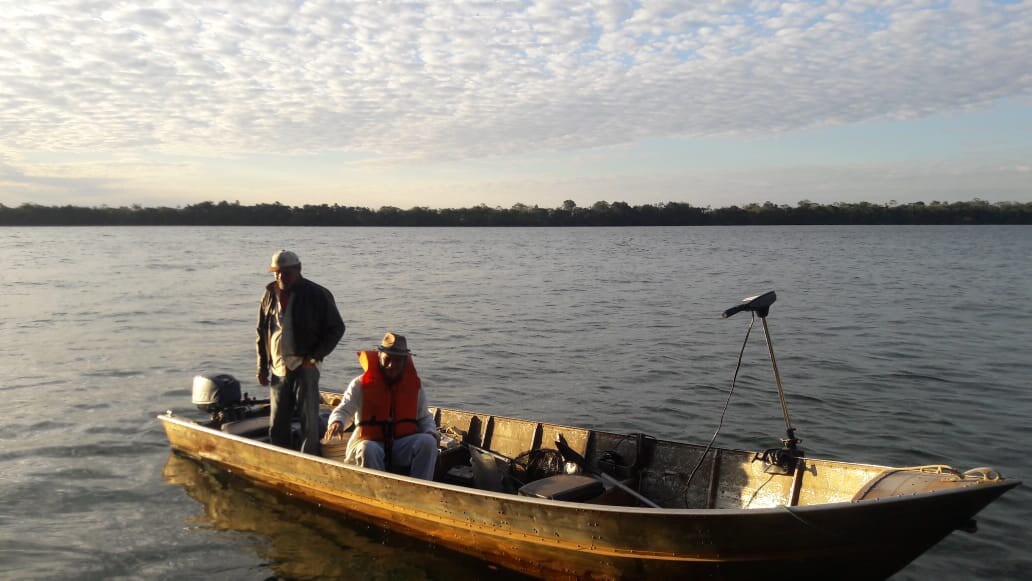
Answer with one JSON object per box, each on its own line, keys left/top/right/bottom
{"left": 220, "top": 416, "right": 270, "bottom": 439}
{"left": 518, "top": 474, "right": 605, "bottom": 502}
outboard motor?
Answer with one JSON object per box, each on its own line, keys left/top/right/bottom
{"left": 191, "top": 373, "right": 269, "bottom": 427}
{"left": 192, "top": 373, "right": 242, "bottom": 413}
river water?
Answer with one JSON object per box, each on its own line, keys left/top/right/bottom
{"left": 1, "top": 226, "right": 1029, "bottom": 580}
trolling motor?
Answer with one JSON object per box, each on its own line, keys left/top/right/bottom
{"left": 722, "top": 291, "right": 803, "bottom": 475}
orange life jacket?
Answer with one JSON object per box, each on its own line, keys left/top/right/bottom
{"left": 355, "top": 350, "right": 422, "bottom": 442}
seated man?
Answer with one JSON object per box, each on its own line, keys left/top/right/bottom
{"left": 324, "top": 332, "right": 439, "bottom": 480}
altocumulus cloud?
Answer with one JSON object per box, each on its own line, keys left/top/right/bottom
{"left": 1, "top": 0, "right": 1030, "bottom": 161}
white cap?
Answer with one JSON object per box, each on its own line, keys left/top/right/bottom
{"left": 268, "top": 250, "right": 301, "bottom": 272}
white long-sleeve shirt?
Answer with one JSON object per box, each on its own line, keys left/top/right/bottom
{"left": 327, "top": 374, "right": 438, "bottom": 458}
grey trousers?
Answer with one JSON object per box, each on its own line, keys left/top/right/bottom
{"left": 348, "top": 433, "right": 439, "bottom": 480}
{"left": 269, "top": 366, "right": 322, "bottom": 456}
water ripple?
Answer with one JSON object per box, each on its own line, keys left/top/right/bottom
{"left": 2, "top": 225, "right": 1029, "bottom": 580}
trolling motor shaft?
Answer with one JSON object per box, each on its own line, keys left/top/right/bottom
{"left": 760, "top": 316, "right": 797, "bottom": 448}
{"left": 722, "top": 291, "right": 802, "bottom": 473}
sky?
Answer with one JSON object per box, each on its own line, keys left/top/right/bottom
{"left": 1, "top": 0, "right": 1030, "bottom": 210}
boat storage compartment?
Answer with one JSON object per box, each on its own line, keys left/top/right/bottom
{"left": 518, "top": 474, "right": 605, "bottom": 502}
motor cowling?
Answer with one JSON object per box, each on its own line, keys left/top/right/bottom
{"left": 192, "top": 373, "right": 242, "bottom": 412}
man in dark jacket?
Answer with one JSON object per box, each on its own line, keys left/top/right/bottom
{"left": 257, "top": 250, "right": 345, "bottom": 455}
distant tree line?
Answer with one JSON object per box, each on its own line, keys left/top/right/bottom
{"left": 1, "top": 199, "right": 1030, "bottom": 226}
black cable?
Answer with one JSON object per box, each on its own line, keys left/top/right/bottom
{"left": 682, "top": 312, "right": 756, "bottom": 506}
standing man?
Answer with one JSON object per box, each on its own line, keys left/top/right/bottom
{"left": 257, "top": 250, "right": 345, "bottom": 456}
{"left": 324, "top": 332, "right": 439, "bottom": 480}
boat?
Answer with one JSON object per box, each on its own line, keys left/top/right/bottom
{"left": 158, "top": 292, "right": 1020, "bottom": 579}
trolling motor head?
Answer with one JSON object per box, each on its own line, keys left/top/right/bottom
{"left": 721, "top": 290, "right": 803, "bottom": 474}
{"left": 721, "top": 290, "right": 776, "bottom": 318}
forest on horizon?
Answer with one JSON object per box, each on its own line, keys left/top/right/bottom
{"left": 2, "top": 199, "right": 1030, "bottom": 226}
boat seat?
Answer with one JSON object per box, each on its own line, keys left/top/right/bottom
{"left": 221, "top": 416, "right": 269, "bottom": 439}
{"left": 220, "top": 417, "right": 305, "bottom": 447}
{"left": 518, "top": 474, "right": 605, "bottom": 502}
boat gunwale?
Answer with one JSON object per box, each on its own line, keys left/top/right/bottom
{"left": 158, "top": 413, "right": 1021, "bottom": 516}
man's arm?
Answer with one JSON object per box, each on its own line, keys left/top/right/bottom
{"left": 416, "top": 388, "right": 440, "bottom": 442}
{"left": 313, "top": 287, "right": 345, "bottom": 361}
{"left": 255, "top": 291, "right": 271, "bottom": 385}
{"left": 325, "top": 376, "right": 362, "bottom": 439}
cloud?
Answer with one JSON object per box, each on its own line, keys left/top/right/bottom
{"left": 0, "top": 0, "right": 1028, "bottom": 165}
{"left": 0, "top": 152, "right": 124, "bottom": 204}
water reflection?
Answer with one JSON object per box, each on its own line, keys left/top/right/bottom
{"left": 162, "top": 452, "right": 530, "bottom": 580}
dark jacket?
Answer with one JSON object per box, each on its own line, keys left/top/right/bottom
{"left": 257, "top": 277, "right": 346, "bottom": 375}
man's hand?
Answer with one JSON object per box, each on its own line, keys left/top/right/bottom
{"left": 257, "top": 371, "right": 269, "bottom": 386}
{"left": 325, "top": 421, "right": 345, "bottom": 440}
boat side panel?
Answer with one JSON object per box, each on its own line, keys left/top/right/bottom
{"left": 401, "top": 404, "right": 980, "bottom": 513}
{"left": 437, "top": 406, "right": 881, "bottom": 512}
{"left": 437, "top": 409, "right": 490, "bottom": 446}
{"left": 541, "top": 423, "right": 590, "bottom": 459}
{"left": 796, "top": 460, "right": 886, "bottom": 506}
{"left": 484, "top": 416, "right": 540, "bottom": 459}
{"left": 635, "top": 441, "right": 800, "bottom": 510}
{"left": 636, "top": 436, "right": 894, "bottom": 510}
{"left": 437, "top": 408, "right": 592, "bottom": 460}
{"left": 636, "top": 440, "right": 712, "bottom": 508}
{"left": 720, "top": 453, "right": 797, "bottom": 509}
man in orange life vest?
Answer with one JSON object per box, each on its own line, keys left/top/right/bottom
{"left": 324, "top": 332, "right": 439, "bottom": 480}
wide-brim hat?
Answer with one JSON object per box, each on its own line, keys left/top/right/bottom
{"left": 269, "top": 249, "right": 301, "bottom": 272}
{"left": 377, "top": 332, "right": 413, "bottom": 356}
